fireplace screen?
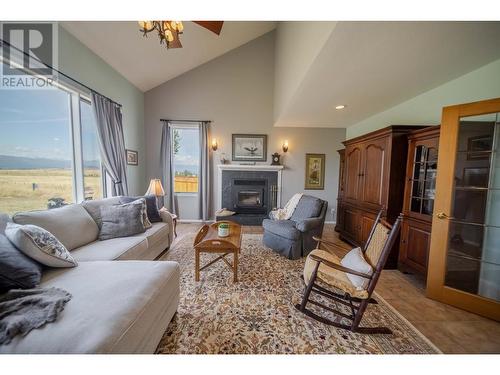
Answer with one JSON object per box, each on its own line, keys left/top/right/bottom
{"left": 238, "top": 190, "right": 262, "bottom": 206}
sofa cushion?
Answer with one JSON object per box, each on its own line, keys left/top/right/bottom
{"left": 98, "top": 202, "right": 146, "bottom": 241}
{"left": 262, "top": 219, "right": 300, "bottom": 240}
{"left": 12, "top": 205, "right": 99, "bottom": 251}
{"left": 290, "top": 195, "right": 323, "bottom": 222}
{"left": 81, "top": 197, "right": 122, "bottom": 228}
{"left": 0, "top": 260, "right": 180, "bottom": 354}
{"left": 133, "top": 222, "right": 169, "bottom": 248}
{"left": 0, "top": 234, "right": 42, "bottom": 292}
{"left": 71, "top": 237, "right": 148, "bottom": 262}
{"left": 5, "top": 223, "right": 77, "bottom": 268}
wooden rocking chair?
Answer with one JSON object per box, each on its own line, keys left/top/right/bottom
{"left": 295, "top": 210, "right": 402, "bottom": 334}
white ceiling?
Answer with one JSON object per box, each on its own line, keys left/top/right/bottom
{"left": 63, "top": 21, "right": 500, "bottom": 128}
{"left": 62, "top": 21, "right": 277, "bottom": 91}
{"left": 274, "top": 21, "right": 500, "bottom": 128}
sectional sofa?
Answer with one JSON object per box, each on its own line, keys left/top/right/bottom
{"left": 0, "top": 197, "right": 180, "bottom": 354}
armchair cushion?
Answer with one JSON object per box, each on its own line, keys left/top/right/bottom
{"left": 340, "top": 247, "right": 373, "bottom": 290}
{"left": 303, "top": 249, "right": 369, "bottom": 299}
{"left": 262, "top": 219, "right": 300, "bottom": 240}
{"left": 295, "top": 217, "right": 323, "bottom": 232}
{"left": 290, "top": 195, "right": 323, "bottom": 221}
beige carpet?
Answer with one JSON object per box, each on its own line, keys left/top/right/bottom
{"left": 156, "top": 233, "right": 440, "bottom": 354}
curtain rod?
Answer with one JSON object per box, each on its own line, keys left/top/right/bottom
{"left": 0, "top": 39, "right": 123, "bottom": 108}
{"left": 161, "top": 119, "right": 212, "bottom": 123}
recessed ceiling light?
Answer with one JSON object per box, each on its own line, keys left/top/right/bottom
{"left": 335, "top": 105, "right": 346, "bottom": 110}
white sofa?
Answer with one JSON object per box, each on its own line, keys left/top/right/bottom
{"left": 0, "top": 197, "right": 180, "bottom": 354}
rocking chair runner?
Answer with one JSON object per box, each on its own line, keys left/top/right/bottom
{"left": 296, "top": 210, "right": 402, "bottom": 334}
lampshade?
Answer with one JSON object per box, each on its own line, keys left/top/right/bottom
{"left": 146, "top": 179, "right": 165, "bottom": 196}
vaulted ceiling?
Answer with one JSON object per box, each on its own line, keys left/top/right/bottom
{"left": 62, "top": 21, "right": 500, "bottom": 128}
{"left": 62, "top": 21, "right": 277, "bottom": 91}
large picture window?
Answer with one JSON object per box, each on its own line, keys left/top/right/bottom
{"left": 0, "top": 61, "right": 103, "bottom": 214}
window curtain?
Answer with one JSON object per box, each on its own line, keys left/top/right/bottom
{"left": 199, "top": 121, "right": 212, "bottom": 221}
{"left": 160, "top": 120, "right": 176, "bottom": 214}
{"left": 91, "top": 91, "right": 128, "bottom": 196}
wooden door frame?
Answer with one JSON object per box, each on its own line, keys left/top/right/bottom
{"left": 426, "top": 97, "right": 500, "bottom": 321}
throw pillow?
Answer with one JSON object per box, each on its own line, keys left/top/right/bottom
{"left": 99, "top": 201, "right": 146, "bottom": 240}
{"left": 142, "top": 194, "right": 162, "bottom": 223}
{"left": 118, "top": 197, "right": 152, "bottom": 229}
{"left": 340, "top": 247, "right": 373, "bottom": 290}
{"left": 4, "top": 223, "right": 77, "bottom": 268}
{"left": 0, "top": 234, "right": 43, "bottom": 293}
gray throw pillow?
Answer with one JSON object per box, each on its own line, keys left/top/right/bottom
{"left": 120, "top": 195, "right": 161, "bottom": 223}
{"left": 99, "top": 201, "right": 146, "bottom": 240}
{"left": 119, "top": 197, "right": 152, "bottom": 229}
{"left": 5, "top": 223, "right": 77, "bottom": 268}
{"left": 0, "top": 234, "right": 42, "bottom": 293}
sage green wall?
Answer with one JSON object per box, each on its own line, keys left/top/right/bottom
{"left": 58, "top": 26, "right": 146, "bottom": 195}
{"left": 346, "top": 58, "right": 500, "bottom": 139}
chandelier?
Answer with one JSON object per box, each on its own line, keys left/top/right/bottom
{"left": 138, "top": 21, "right": 184, "bottom": 49}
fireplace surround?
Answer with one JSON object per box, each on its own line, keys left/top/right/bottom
{"left": 217, "top": 165, "right": 283, "bottom": 225}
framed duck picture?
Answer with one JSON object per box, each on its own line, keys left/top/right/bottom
{"left": 232, "top": 134, "right": 267, "bottom": 162}
{"left": 305, "top": 153, "right": 325, "bottom": 190}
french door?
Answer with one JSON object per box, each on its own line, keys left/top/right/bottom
{"left": 427, "top": 97, "right": 500, "bottom": 321}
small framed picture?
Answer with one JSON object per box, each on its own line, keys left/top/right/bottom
{"left": 126, "top": 149, "right": 138, "bottom": 166}
{"left": 305, "top": 153, "right": 325, "bottom": 190}
{"left": 232, "top": 134, "right": 267, "bottom": 162}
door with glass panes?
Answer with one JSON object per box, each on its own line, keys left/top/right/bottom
{"left": 427, "top": 98, "right": 500, "bottom": 321}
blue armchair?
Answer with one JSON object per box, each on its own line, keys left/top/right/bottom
{"left": 262, "top": 195, "right": 328, "bottom": 260}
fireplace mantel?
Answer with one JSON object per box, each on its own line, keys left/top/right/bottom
{"left": 217, "top": 164, "right": 284, "bottom": 172}
{"left": 216, "top": 164, "right": 284, "bottom": 220}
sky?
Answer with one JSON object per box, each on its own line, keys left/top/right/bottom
{"left": 173, "top": 126, "right": 200, "bottom": 174}
{"left": 0, "top": 86, "right": 100, "bottom": 163}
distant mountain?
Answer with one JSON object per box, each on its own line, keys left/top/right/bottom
{"left": 0, "top": 155, "right": 100, "bottom": 169}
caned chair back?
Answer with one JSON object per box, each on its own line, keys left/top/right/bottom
{"left": 364, "top": 222, "right": 391, "bottom": 268}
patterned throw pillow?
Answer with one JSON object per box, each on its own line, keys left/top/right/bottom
{"left": 5, "top": 223, "right": 77, "bottom": 268}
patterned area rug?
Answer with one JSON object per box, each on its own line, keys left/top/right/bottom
{"left": 156, "top": 233, "right": 440, "bottom": 354}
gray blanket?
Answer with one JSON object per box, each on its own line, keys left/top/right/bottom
{"left": 0, "top": 287, "right": 72, "bottom": 345}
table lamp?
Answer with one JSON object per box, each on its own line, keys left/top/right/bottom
{"left": 146, "top": 178, "right": 165, "bottom": 208}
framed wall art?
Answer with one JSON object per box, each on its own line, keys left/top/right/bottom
{"left": 305, "top": 153, "right": 325, "bottom": 190}
{"left": 232, "top": 134, "right": 267, "bottom": 162}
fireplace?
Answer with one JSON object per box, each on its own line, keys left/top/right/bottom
{"left": 218, "top": 166, "right": 283, "bottom": 225}
{"left": 238, "top": 190, "right": 262, "bottom": 207}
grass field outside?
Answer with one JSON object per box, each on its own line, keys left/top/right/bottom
{"left": 0, "top": 169, "right": 102, "bottom": 215}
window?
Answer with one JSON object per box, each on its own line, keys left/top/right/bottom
{"left": 0, "top": 60, "right": 103, "bottom": 215}
{"left": 172, "top": 125, "right": 200, "bottom": 194}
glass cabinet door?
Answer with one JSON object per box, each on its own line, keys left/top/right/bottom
{"left": 409, "top": 144, "right": 438, "bottom": 216}
{"left": 427, "top": 98, "right": 500, "bottom": 321}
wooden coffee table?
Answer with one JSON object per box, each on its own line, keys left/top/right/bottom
{"left": 193, "top": 221, "right": 242, "bottom": 282}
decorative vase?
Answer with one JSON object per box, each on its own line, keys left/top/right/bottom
{"left": 218, "top": 222, "right": 230, "bottom": 237}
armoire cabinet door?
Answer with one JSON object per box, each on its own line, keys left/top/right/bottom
{"left": 400, "top": 219, "right": 431, "bottom": 274}
{"left": 343, "top": 207, "right": 359, "bottom": 242}
{"left": 361, "top": 137, "right": 389, "bottom": 206}
{"left": 344, "top": 145, "right": 362, "bottom": 201}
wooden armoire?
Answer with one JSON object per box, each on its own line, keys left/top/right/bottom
{"left": 336, "top": 125, "right": 423, "bottom": 268}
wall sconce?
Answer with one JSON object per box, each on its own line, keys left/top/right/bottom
{"left": 282, "top": 140, "right": 289, "bottom": 153}
{"left": 211, "top": 138, "right": 218, "bottom": 151}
